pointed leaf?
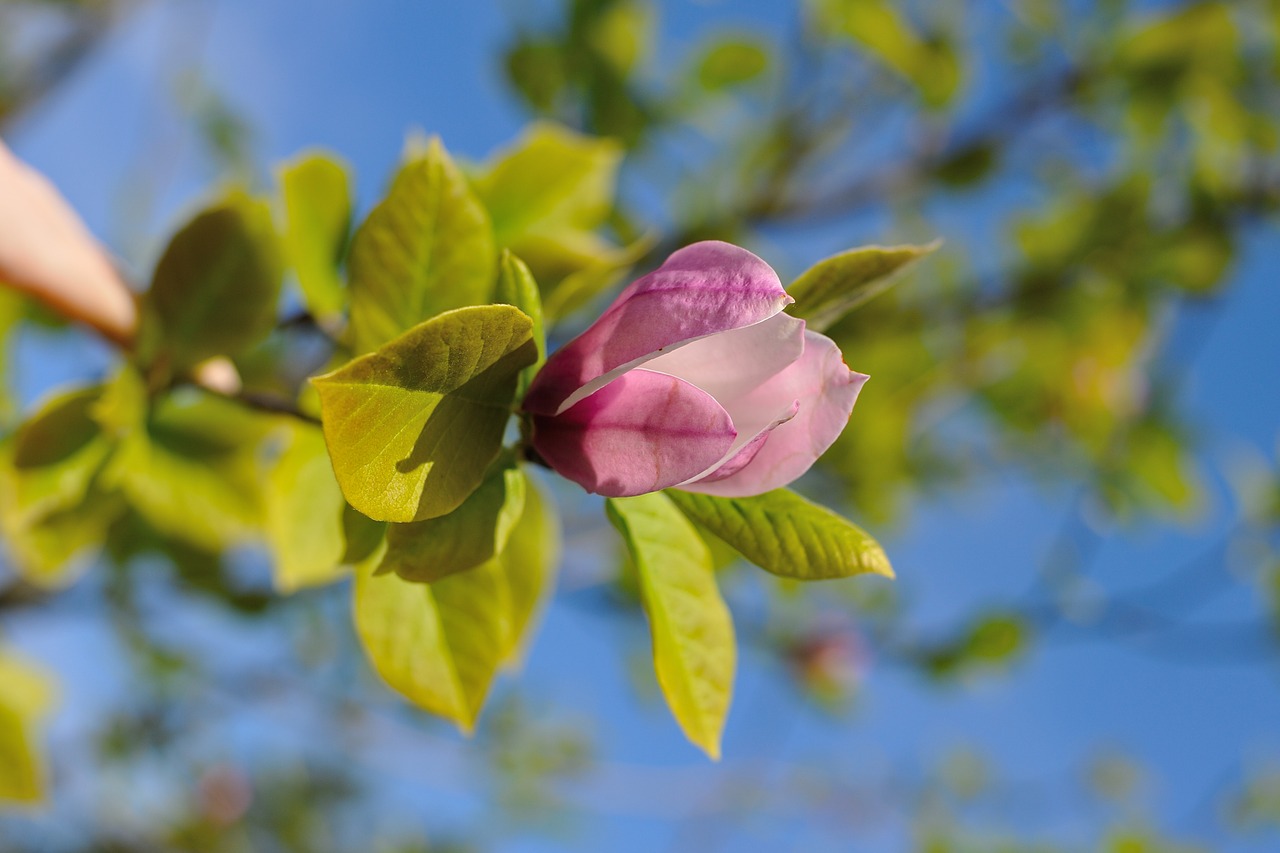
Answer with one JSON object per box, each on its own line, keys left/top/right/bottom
{"left": 667, "top": 488, "right": 894, "bottom": 581}
{"left": 494, "top": 251, "right": 545, "bottom": 398}
{"left": 473, "top": 122, "right": 622, "bottom": 242}
{"left": 278, "top": 151, "right": 352, "bottom": 321}
{"left": 499, "top": 469, "right": 560, "bottom": 665}
{"left": 786, "top": 242, "right": 938, "bottom": 332}
{"left": 145, "top": 192, "right": 284, "bottom": 369}
{"left": 353, "top": 559, "right": 511, "bottom": 732}
{"left": 380, "top": 458, "right": 525, "bottom": 584}
{"left": 349, "top": 137, "right": 495, "bottom": 353}
{"left": 102, "top": 392, "right": 270, "bottom": 551}
{"left": 312, "top": 305, "right": 536, "bottom": 523}
{"left": 263, "top": 422, "right": 348, "bottom": 593}
{"left": 606, "top": 493, "right": 735, "bottom": 759}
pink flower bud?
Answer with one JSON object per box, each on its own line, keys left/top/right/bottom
{"left": 524, "top": 241, "right": 867, "bottom": 497}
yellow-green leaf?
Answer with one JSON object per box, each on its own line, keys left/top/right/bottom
{"left": 473, "top": 122, "right": 622, "bottom": 242}
{"left": 348, "top": 137, "right": 495, "bottom": 354}
{"left": 0, "top": 651, "right": 57, "bottom": 803}
{"left": 695, "top": 36, "right": 771, "bottom": 90}
{"left": 379, "top": 458, "right": 525, "bottom": 584}
{"left": 499, "top": 469, "right": 561, "bottom": 665}
{"left": 353, "top": 559, "right": 511, "bottom": 732}
{"left": 493, "top": 251, "right": 545, "bottom": 398}
{"left": 102, "top": 391, "right": 269, "bottom": 551}
{"left": 278, "top": 150, "right": 352, "bottom": 321}
{"left": 263, "top": 422, "right": 348, "bottom": 593}
{"left": 145, "top": 192, "right": 284, "bottom": 370}
{"left": 667, "top": 488, "right": 894, "bottom": 581}
{"left": 312, "top": 305, "right": 537, "bottom": 523}
{"left": 786, "top": 242, "right": 938, "bottom": 332}
{"left": 606, "top": 493, "right": 735, "bottom": 759}
{"left": 3, "top": 386, "right": 111, "bottom": 523}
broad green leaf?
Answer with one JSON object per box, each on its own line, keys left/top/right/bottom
{"left": 0, "top": 483, "right": 124, "bottom": 589}
{"left": 473, "top": 122, "right": 622, "bottom": 243}
{"left": 534, "top": 231, "right": 654, "bottom": 320}
{"left": 471, "top": 124, "right": 641, "bottom": 320}
{"left": 354, "top": 559, "right": 511, "bottom": 732}
{"left": 102, "top": 391, "right": 268, "bottom": 551}
{"left": 312, "top": 305, "right": 536, "bottom": 524}
{"left": 786, "top": 242, "right": 938, "bottom": 332}
{"left": 278, "top": 151, "right": 352, "bottom": 321}
{"left": 263, "top": 422, "right": 348, "bottom": 593}
{"left": 0, "top": 386, "right": 120, "bottom": 587}
{"left": 144, "top": 191, "right": 284, "bottom": 370}
{"left": 498, "top": 469, "right": 560, "bottom": 665}
{"left": 493, "top": 251, "right": 545, "bottom": 398}
{"left": 606, "top": 493, "right": 735, "bottom": 759}
{"left": 3, "top": 386, "right": 111, "bottom": 523}
{"left": 666, "top": 488, "right": 894, "bottom": 581}
{"left": 342, "top": 504, "right": 387, "bottom": 565}
{"left": 379, "top": 458, "right": 525, "bottom": 584}
{"left": 0, "top": 652, "right": 57, "bottom": 803}
{"left": 695, "top": 36, "right": 771, "bottom": 90}
{"left": 348, "top": 137, "right": 495, "bottom": 354}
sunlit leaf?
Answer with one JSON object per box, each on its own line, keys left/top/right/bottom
{"left": 499, "top": 468, "right": 560, "bottom": 665}
{"left": 278, "top": 150, "right": 352, "bottom": 321}
{"left": 144, "top": 191, "right": 284, "bottom": 371}
{"left": 494, "top": 251, "right": 545, "bottom": 398}
{"left": 811, "top": 0, "right": 961, "bottom": 105}
{"left": 348, "top": 137, "right": 495, "bottom": 353}
{"left": 354, "top": 559, "right": 511, "bottom": 732}
{"left": 102, "top": 391, "right": 269, "bottom": 551}
{"left": 667, "top": 488, "right": 894, "bottom": 581}
{"left": 695, "top": 36, "right": 770, "bottom": 90}
{"left": 607, "top": 492, "right": 735, "bottom": 759}
{"left": 312, "top": 305, "right": 536, "bottom": 523}
{"left": 263, "top": 421, "right": 348, "bottom": 593}
{"left": 787, "top": 242, "right": 938, "bottom": 332}
{"left": 379, "top": 457, "right": 525, "bottom": 584}
{"left": 3, "top": 385, "right": 110, "bottom": 522}
{"left": 0, "top": 651, "right": 57, "bottom": 803}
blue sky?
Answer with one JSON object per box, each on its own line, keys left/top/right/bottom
{"left": 5, "top": 1, "right": 1280, "bottom": 850}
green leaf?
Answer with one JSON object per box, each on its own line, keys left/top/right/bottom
{"left": 498, "top": 468, "right": 560, "bottom": 665}
{"left": 695, "top": 36, "right": 771, "bottom": 90}
{"left": 0, "top": 386, "right": 122, "bottom": 587}
{"left": 494, "top": 251, "right": 545, "bottom": 398}
{"left": 473, "top": 122, "right": 622, "bottom": 243}
{"left": 379, "top": 458, "right": 526, "bottom": 584}
{"left": 3, "top": 386, "right": 111, "bottom": 523}
{"left": 278, "top": 150, "right": 352, "bottom": 321}
{"left": 606, "top": 493, "right": 735, "bottom": 759}
{"left": 312, "top": 305, "right": 537, "bottom": 523}
{"left": 102, "top": 391, "right": 269, "bottom": 551}
{"left": 263, "top": 422, "right": 349, "bottom": 593}
{"left": 786, "top": 242, "right": 938, "bottom": 332}
{"left": 348, "top": 137, "right": 495, "bottom": 354}
{"left": 811, "top": 0, "right": 960, "bottom": 106}
{"left": 471, "top": 123, "right": 640, "bottom": 320}
{"left": 666, "top": 488, "right": 894, "bottom": 581}
{"left": 0, "top": 651, "right": 57, "bottom": 803}
{"left": 144, "top": 191, "right": 284, "bottom": 370}
{"left": 354, "top": 559, "right": 511, "bottom": 732}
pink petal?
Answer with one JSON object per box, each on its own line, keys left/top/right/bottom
{"left": 531, "top": 368, "right": 737, "bottom": 497}
{"left": 644, "top": 312, "right": 805, "bottom": 410}
{"left": 685, "top": 400, "right": 799, "bottom": 485}
{"left": 678, "top": 330, "right": 867, "bottom": 497}
{"left": 523, "top": 241, "right": 792, "bottom": 416}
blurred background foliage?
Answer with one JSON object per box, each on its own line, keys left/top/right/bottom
{"left": 1, "top": 0, "right": 1279, "bottom": 850}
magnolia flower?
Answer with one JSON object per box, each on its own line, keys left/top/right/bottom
{"left": 523, "top": 241, "right": 867, "bottom": 498}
